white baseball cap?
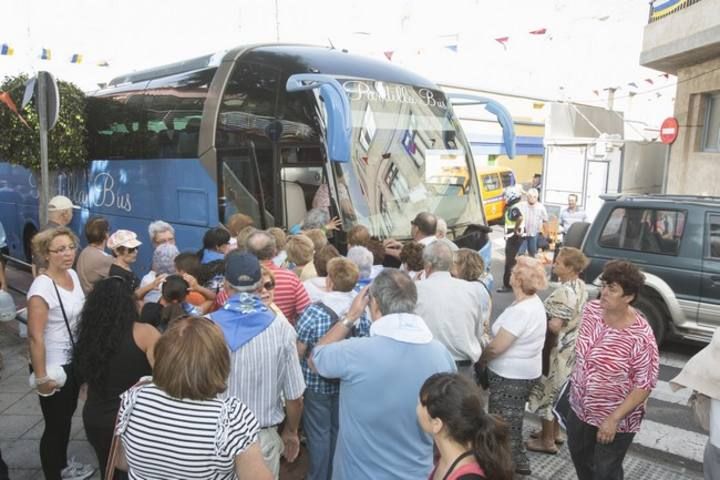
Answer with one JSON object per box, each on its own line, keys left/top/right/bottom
{"left": 47, "top": 195, "right": 79, "bottom": 211}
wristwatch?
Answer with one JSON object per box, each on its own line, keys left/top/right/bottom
{"left": 340, "top": 316, "right": 356, "bottom": 330}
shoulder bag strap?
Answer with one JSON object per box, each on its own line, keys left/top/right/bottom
{"left": 50, "top": 277, "right": 76, "bottom": 350}
{"left": 105, "top": 377, "right": 153, "bottom": 479}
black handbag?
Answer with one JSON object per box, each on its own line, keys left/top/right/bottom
{"left": 552, "top": 380, "right": 572, "bottom": 429}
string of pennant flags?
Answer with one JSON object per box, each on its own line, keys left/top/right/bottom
{"left": 1, "top": 43, "right": 110, "bottom": 67}
{"left": 378, "top": 27, "right": 676, "bottom": 101}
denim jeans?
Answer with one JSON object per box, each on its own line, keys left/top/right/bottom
{"left": 567, "top": 409, "right": 635, "bottom": 480}
{"left": 302, "top": 390, "right": 339, "bottom": 480}
{"left": 518, "top": 235, "right": 538, "bottom": 257}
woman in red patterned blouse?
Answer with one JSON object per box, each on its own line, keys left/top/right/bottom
{"left": 567, "top": 260, "right": 660, "bottom": 480}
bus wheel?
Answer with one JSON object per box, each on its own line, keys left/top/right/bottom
{"left": 23, "top": 224, "right": 37, "bottom": 263}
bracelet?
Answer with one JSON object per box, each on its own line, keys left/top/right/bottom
{"left": 340, "top": 316, "right": 356, "bottom": 329}
{"left": 35, "top": 376, "right": 52, "bottom": 385}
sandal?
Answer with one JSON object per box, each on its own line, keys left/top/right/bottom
{"left": 529, "top": 429, "right": 565, "bottom": 445}
{"left": 526, "top": 438, "right": 559, "bottom": 455}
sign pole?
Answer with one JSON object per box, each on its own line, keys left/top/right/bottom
{"left": 37, "top": 72, "right": 50, "bottom": 227}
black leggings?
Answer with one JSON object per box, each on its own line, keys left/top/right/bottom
{"left": 503, "top": 235, "right": 523, "bottom": 288}
{"left": 36, "top": 364, "right": 80, "bottom": 480}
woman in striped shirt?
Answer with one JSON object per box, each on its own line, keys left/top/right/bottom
{"left": 567, "top": 260, "right": 660, "bottom": 480}
{"left": 114, "top": 316, "right": 272, "bottom": 480}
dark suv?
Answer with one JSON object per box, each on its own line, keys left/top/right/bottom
{"left": 565, "top": 194, "right": 720, "bottom": 344}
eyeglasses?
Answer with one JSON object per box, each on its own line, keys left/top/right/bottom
{"left": 262, "top": 281, "right": 275, "bottom": 291}
{"left": 48, "top": 244, "right": 77, "bottom": 254}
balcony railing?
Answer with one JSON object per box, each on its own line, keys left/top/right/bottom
{"left": 648, "top": 0, "right": 703, "bottom": 23}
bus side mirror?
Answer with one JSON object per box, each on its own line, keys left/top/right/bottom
{"left": 286, "top": 74, "right": 352, "bottom": 163}
{"left": 447, "top": 94, "right": 516, "bottom": 159}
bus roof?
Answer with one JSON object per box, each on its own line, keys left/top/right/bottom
{"left": 106, "top": 43, "right": 438, "bottom": 90}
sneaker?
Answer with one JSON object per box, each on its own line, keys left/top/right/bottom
{"left": 61, "top": 458, "right": 95, "bottom": 480}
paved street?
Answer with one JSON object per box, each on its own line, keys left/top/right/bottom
{"left": 0, "top": 245, "right": 708, "bottom": 479}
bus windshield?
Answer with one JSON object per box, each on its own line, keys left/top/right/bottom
{"left": 335, "top": 79, "right": 483, "bottom": 238}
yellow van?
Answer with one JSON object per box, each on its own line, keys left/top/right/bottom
{"left": 477, "top": 166, "right": 516, "bottom": 224}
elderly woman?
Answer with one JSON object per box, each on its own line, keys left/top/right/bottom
{"left": 140, "top": 243, "right": 179, "bottom": 303}
{"left": 147, "top": 220, "right": 175, "bottom": 248}
{"left": 304, "top": 244, "right": 341, "bottom": 303}
{"left": 346, "top": 245, "right": 374, "bottom": 290}
{"left": 108, "top": 230, "right": 162, "bottom": 301}
{"left": 479, "top": 256, "right": 548, "bottom": 476}
{"left": 526, "top": 247, "right": 589, "bottom": 454}
{"left": 115, "top": 316, "right": 272, "bottom": 479}
{"left": 27, "top": 227, "right": 94, "bottom": 480}
{"left": 286, "top": 234, "right": 317, "bottom": 281}
{"left": 399, "top": 241, "right": 425, "bottom": 280}
{"left": 567, "top": 260, "right": 659, "bottom": 480}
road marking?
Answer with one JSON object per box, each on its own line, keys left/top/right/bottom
{"left": 635, "top": 419, "right": 707, "bottom": 464}
{"left": 650, "top": 380, "right": 691, "bottom": 406}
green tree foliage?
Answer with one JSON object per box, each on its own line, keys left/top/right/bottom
{"left": 0, "top": 74, "right": 87, "bottom": 171}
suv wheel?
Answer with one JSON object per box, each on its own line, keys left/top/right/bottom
{"left": 634, "top": 296, "right": 666, "bottom": 345}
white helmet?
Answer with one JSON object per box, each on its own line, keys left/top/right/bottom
{"left": 504, "top": 186, "right": 522, "bottom": 204}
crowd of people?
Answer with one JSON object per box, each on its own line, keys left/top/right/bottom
{"left": 0, "top": 193, "right": 673, "bottom": 480}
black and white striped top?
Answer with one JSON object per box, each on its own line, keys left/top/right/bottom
{"left": 116, "top": 381, "right": 259, "bottom": 480}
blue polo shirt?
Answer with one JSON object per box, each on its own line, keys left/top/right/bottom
{"left": 313, "top": 334, "right": 456, "bottom": 480}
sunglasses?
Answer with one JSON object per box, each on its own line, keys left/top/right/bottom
{"left": 262, "top": 281, "right": 275, "bottom": 291}
{"left": 126, "top": 247, "right": 139, "bottom": 253}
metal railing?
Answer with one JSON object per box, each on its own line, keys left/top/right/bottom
{"left": 648, "top": 0, "right": 704, "bottom": 23}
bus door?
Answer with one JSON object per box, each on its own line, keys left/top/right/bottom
{"left": 217, "top": 142, "right": 276, "bottom": 229}
{"left": 279, "top": 145, "right": 325, "bottom": 229}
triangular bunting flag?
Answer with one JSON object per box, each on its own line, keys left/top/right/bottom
{"left": 645, "top": 78, "right": 654, "bottom": 85}
{"left": 70, "top": 54, "right": 83, "bottom": 64}
{"left": 593, "top": 90, "right": 599, "bottom": 96}
{"left": 445, "top": 45, "right": 458, "bottom": 53}
{"left": 384, "top": 51, "right": 394, "bottom": 61}
{"left": 0, "top": 91, "right": 31, "bottom": 128}
{"left": 529, "top": 28, "right": 547, "bottom": 35}
{"left": 495, "top": 37, "right": 509, "bottom": 49}
{"left": 628, "top": 82, "right": 638, "bottom": 88}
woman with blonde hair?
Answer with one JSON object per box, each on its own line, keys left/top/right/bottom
{"left": 286, "top": 234, "right": 317, "bottom": 281}
{"left": 527, "top": 247, "right": 589, "bottom": 454}
{"left": 27, "top": 227, "right": 94, "bottom": 480}
{"left": 479, "top": 256, "right": 548, "bottom": 476}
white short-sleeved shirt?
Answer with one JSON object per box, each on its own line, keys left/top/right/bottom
{"left": 27, "top": 270, "right": 85, "bottom": 366}
{"left": 489, "top": 295, "right": 547, "bottom": 380}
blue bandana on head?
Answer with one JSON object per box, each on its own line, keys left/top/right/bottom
{"left": 210, "top": 293, "right": 275, "bottom": 351}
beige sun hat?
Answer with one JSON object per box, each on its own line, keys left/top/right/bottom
{"left": 48, "top": 195, "right": 79, "bottom": 211}
{"left": 107, "top": 230, "right": 142, "bottom": 250}
{"left": 670, "top": 328, "right": 720, "bottom": 400}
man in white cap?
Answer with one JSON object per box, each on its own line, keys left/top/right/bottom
{"left": 33, "top": 195, "right": 79, "bottom": 276}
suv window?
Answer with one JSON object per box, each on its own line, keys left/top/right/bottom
{"left": 710, "top": 215, "right": 720, "bottom": 259}
{"left": 599, "top": 207, "right": 686, "bottom": 255}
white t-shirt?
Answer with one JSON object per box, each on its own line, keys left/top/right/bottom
{"left": 27, "top": 270, "right": 85, "bottom": 367}
{"left": 489, "top": 295, "right": 547, "bottom": 380}
{"left": 711, "top": 398, "right": 720, "bottom": 448}
{"left": 140, "top": 271, "right": 161, "bottom": 304}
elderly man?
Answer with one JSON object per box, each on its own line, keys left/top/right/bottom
{"left": 415, "top": 241, "right": 490, "bottom": 378}
{"left": 518, "top": 188, "right": 548, "bottom": 258}
{"left": 311, "top": 269, "right": 456, "bottom": 480}
{"left": 411, "top": 211, "right": 438, "bottom": 246}
{"left": 435, "top": 217, "right": 459, "bottom": 251}
{"left": 147, "top": 220, "right": 175, "bottom": 248}
{"left": 33, "top": 195, "right": 78, "bottom": 276}
{"left": 346, "top": 245, "right": 373, "bottom": 290}
{"left": 210, "top": 251, "right": 306, "bottom": 478}
{"left": 246, "top": 230, "right": 310, "bottom": 324}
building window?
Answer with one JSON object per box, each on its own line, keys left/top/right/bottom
{"left": 703, "top": 93, "right": 720, "bottom": 152}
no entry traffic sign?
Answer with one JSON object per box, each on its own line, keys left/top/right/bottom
{"left": 660, "top": 117, "right": 679, "bottom": 144}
